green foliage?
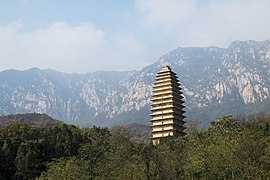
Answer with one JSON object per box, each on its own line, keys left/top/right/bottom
{"left": 38, "top": 157, "right": 90, "bottom": 180}
{"left": 182, "top": 115, "right": 270, "bottom": 179}
{"left": 15, "top": 140, "right": 44, "bottom": 179}
{"left": 79, "top": 126, "right": 111, "bottom": 179}
{"left": 0, "top": 124, "right": 83, "bottom": 179}
{"left": 1, "top": 114, "right": 270, "bottom": 179}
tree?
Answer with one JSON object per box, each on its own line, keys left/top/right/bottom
{"left": 97, "top": 126, "right": 142, "bottom": 179}
{"left": 38, "top": 157, "right": 90, "bottom": 180}
{"left": 15, "top": 141, "right": 44, "bottom": 179}
{"left": 79, "top": 126, "right": 111, "bottom": 179}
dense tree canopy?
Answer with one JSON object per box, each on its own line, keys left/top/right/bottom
{"left": 0, "top": 114, "right": 270, "bottom": 179}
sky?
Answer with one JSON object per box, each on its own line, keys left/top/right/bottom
{"left": 0, "top": 0, "right": 270, "bottom": 73}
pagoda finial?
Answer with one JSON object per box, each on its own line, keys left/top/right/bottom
{"left": 162, "top": 65, "right": 171, "bottom": 71}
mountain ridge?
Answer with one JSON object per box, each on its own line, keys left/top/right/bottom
{"left": 1, "top": 39, "right": 270, "bottom": 126}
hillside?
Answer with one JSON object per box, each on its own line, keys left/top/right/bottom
{"left": 121, "top": 123, "right": 151, "bottom": 143}
{"left": 1, "top": 39, "right": 270, "bottom": 126}
{"left": 0, "top": 113, "right": 63, "bottom": 128}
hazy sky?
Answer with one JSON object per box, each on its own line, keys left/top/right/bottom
{"left": 0, "top": 0, "right": 270, "bottom": 73}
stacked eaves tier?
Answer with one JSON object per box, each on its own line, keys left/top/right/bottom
{"left": 151, "top": 66, "right": 186, "bottom": 144}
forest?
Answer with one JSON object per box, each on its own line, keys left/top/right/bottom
{"left": 0, "top": 114, "right": 270, "bottom": 179}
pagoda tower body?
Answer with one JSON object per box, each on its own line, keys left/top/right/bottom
{"left": 150, "top": 66, "right": 186, "bottom": 144}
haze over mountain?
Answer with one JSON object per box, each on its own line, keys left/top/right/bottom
{"left": 1, "top": 39, "right": 270, "bottom": 127}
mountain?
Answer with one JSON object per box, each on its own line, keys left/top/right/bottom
{"left": 1, "top": 40, "right": 270, "bottom": 127}
{"left": 0, "top": 113, "right": 63, "bottom": 128}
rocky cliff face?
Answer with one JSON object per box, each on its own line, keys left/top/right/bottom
{"left": 1, "top": 40, "right": 270, "bottom": 126}
{"left": 171, "top": 40, "right": 270, "bottom": 105}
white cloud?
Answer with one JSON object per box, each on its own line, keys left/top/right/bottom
{"left": 0, "top": 21, "right": 106, "bottom": 72}
{"left": 1, "top": 1, "right": 270, "bottom": 73}
{"left": 0, "top": 21, "right": 146, "bottom": 73}
{"left": 135, "top": 0, "right": 270, "bottom": 47}
{"left": 136, "top": 0, "right": 197, "bottom": 28}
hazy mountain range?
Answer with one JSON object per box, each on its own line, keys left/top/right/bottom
{"left": 1, "top": 39, "right": 270, "bottom": 127}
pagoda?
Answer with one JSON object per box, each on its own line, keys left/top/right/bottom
{"left": 150, "top": 66, "right": 186, "bottom": 144}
